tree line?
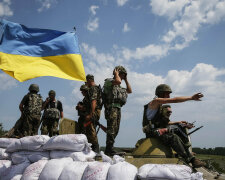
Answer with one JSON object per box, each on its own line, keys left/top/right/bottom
{"left": 193, "top": 147, "right": 225, "bottom": 156}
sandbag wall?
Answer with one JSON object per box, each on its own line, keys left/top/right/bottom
{"left": 0, "top": 134, "right": 203, "bottom": 180}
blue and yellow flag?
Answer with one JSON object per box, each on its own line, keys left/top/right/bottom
{"left": 0, "top": 19, "right": 86, "bottom": 82}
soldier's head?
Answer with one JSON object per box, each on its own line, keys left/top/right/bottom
{"left": 114, "top": 66, "right": 127, "bottom": 80}
{"left": 48, "top": 90, "right": 56, "bottom": 100}
{"left": 80, "top": 84, "right": 88, "bottom": 96}
{"left": 86, "top": 74, "right": 94, "bottom": 87}
{"left": 29, "top": 84, "right": 39, "bottom": 93}
{"left": 155, "top": 84, "right": 172, "bottom": 98}
{"left": 162, "top": 105, "right": 172, "bottom": 118}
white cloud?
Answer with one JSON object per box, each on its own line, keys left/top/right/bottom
{"left": 122, "top": 22, "right": 130, "bottom": 32}
{"left": 87, "top": 17, "right": 99, "bottom": 32}
{"left": 0, "top": 0, "right": 13, "bottom": 17}
{"left": 37, "top": 0, "right": 57, "bottom": 12}
{"left": 89, "top": 5, "right": 99, "bottom": 15}
{"left": 0, "top": 72, "right": 17, "bottom": 91}
{"left": 117, "top": 0, "right": 129, "bottom": 7}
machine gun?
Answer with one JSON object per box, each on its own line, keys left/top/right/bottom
{"left": 83, "top": 120, "right": 107, "bottom": 133}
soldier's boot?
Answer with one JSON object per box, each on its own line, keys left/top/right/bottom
{"left": 191, "top": 158, "right": 206, "bottom": 168}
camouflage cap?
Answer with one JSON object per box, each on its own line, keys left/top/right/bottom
{"left": 115, "top": 66, "right": 127, "bottom": 74}
{"left": 29, "top": 84, "right": 39, "bottom": 93}
{"left": 80, "top": 84, "right": 89, "bottom": 91}
{"left": 86, "top": 74, "right": 94, "bottom": 81}
{"left": 48, "top": 90, "right": 56, "bottom": 96}
{"left": 155, "top": 84, "right": 172, "bottom": 96}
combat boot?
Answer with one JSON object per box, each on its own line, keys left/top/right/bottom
{"left": 191, "top": 158, "right": 206, "bottom": 168}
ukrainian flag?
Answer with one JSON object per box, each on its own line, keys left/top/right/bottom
{"left": 0, "top": 19, "right": 86, "bottom": 82}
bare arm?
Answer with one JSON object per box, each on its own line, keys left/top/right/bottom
{"left": 112, "top": 69, "right": 122, "bottom": 85}
{"left": 150, "top": 93, "right": 204, "bottom": 109}
{"left": 60, "top": 111, "right": 64, "bottom": 119}
{"left": 124, "top": 77, "right": 132, "bottom": 94}
{"left": 19, "top": 103, "right": 23, "bottom": 112}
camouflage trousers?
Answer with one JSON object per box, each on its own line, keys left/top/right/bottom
{"left": 11, "top": 113, "right": 41, "bottom": 137}
{"left": 84, "top": 109, "right": 101, "bottom": 152}
{"left": 41, "top": 118, "right": 59, "bottom": 137}
{"left": 158, "top": 133, "right": 194, "bottom": 162}
{"left": 105, "top": 107, "right": 121, "bottom": 150}
{"left": 77, "top": 116, "right": 85, "bottom": 134}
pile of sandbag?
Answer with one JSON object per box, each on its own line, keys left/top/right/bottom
{"left": 0, "top": 134, "right": 205, "bottom": 180}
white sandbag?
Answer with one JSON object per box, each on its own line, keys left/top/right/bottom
{"left": 11, "top": 151, "right": 50, "bottom": 164}
{"left": 39, "top": 157, "right": 73, "bottom": 180}
{"left": 50, "top": 150, "right": 96, "bottom": 161}
{"left": 21, "top": 160, "right": 48, "bottom": 180}
{"left": 82, "top": 161, "right": 111, "bottom": 180}
{"left": 1, "top": 161, "right": 30, "bottom": 180}
{"left": 0, "top": 148, "right": 11, "bottom": 160}
{"left": 101, "top": 151, "right": 113, "bottom": 164}
{"left": 0, "top": 160, "right": 12, "bottom": 175}
{"left": 43, "top": 134, "right": 89, "bottom": 151}
{"left": 6, "top": 135, "right": 50, "bottom": 152}
{"left": 0, "top": 138, "right": 17, "bottom": 148}
{"left": 59, "top": 161, "right": 89, "bottom": 180}
{"left": 107, "top": 161, "right": 137, "bottom": 180}
{"left": 112, "top": 155, "right": 125, "bottom": 164}
{"left": 11, "top": 174, "right": 22, "bottom": 180}
{"left": 137, "top": 164, "right": 192, "bottom": 180}
{"left": 191, "top": 172, "right": 204, "bottom": 180}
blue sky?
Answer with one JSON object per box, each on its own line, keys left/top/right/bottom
{"left": 0, "top": 0, "right": 225, "bottom": 148}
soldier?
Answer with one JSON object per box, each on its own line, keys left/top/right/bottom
{"left": 103, "top": 66, "right": 132, "bottom": 155}
{"left": 142, "top": 84, "right": 206, "bottom": 168}
{"left": 5, "top": 84, "right": 43, "bottom": 137}
{"left": 76, "top": 84, "right": 89, "bottom": 134}
{"left": 41, "top": 90, "right": 63, "bottom": 137}
{"left": 84, "top": 74, "right": 102, "bottom": 153}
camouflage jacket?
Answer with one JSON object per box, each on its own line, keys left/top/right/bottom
{"left": 88, "top": 85, "right": 102, "bottom": 111}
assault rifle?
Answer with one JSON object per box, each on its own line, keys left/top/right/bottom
{"left": 83, "top": 120, "right": 107, "bottom": 133}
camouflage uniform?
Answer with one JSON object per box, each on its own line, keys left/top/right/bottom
{"left": 84, "top": 85, "right": 101, "bottom": 152}
{"left": 143, "top": 105, "right": 194, "bottom": 163}
{"left": 41, "top": 100, "right": 63, "bottom": 137}
{"left": 104, "top": 78, "right": 123, "bottom": 154}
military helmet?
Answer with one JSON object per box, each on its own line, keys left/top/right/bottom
{"left": 80, "top": 84, "right": 88, "bottom": 91}
{"left": 155, "top": 84, "right": 172, "bottom": 96}
{"left": 28, "top": 84, "right": 39, "bottom": 92}
{"left": 115, "top": 66, "right": 127, "bottom": 74}
{"left": 86, "top": 74, "right": 94, "bottom": 81}
{"left": 48, "top": 90, "right": 56, "bottom": 96}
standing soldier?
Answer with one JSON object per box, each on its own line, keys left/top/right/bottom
{"left": 84, "top": 74, "right": 102, "bottom": 153}
{"left": 76, "top": 84, "right": 89, "bottom": 134}
{"left": 5, "top": 84, "right": 43, "bottom": 137}
{"left": 41, "top": 90, "right": 63, "bottom": 137}
{"left": 103, "top": 66, "right": 132, "bottom": 155}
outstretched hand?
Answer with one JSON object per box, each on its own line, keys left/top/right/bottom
{"left": 191, "top": 93, "right": 204, "bottom": 101}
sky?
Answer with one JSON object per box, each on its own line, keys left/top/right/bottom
{"left": 0, "top": 0, "right": 225, "bottom": 148}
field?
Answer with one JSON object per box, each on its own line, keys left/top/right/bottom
{"left": 196, "top": 154, "right": 225, "bottom": 174}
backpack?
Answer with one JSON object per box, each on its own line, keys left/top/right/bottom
{"left": 24, "top": 93, "right": 42, "bottom": 115}
{"left": 43, "top": 101, "right": 60, "bottom": 119}
{"left": 103, "top": 78, "right": 128, "bottom": 107}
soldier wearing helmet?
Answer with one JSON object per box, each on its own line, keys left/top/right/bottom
{"left": 41, "top": 90, "right": 63, "bottom": 137}
{"left": 76, "top": 84, "right": 89, "bottom": 134}
{"left": 103, "top": 66, "right": 132, "bottom": 155}
{"left": 142, "top": 84, "right": 206, "bottom": 168}
{"left": 5, "top": 84, "right": 43, "bottom": 137}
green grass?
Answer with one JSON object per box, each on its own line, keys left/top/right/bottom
{"left": 196, "top": 154, "right": 225, "bottom": 174}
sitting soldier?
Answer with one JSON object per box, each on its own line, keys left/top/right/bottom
{"left": 142, "top": 84, "right": 206, "bottom": 168}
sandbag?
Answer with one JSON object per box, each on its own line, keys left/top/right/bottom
{"left": 21, "top": 160, "right": 48, "bottom": 180}
{"left": 0, "top": 148, "right": 10, "bottom": 160}
{"left": 50, "top": 150, "right": 96, "bottom": 161}
{"left": 1, "top": 161, "right": 30, "bottom": 180}
{"left": 11, "top": 174, "right": 23, "bottom": 180}
{"left": 59, "top": 161, "right": 89, "bottom": 180}
{"left": 0, "top": 160, "right": 12, "bottom": 175}
{"left": 137, "top": 164, "right": 192, "bottom": 180}
{"left": 82, "top": 161, "right": 111, "bottom": 180}
{"left": 0, "top": 138, "right": 17, "bottom": 148}
{"left": 107, "top": 161, "right": 137, "bottom": 180}
{"left": 191, "top": 172, "right": 204, "bottom": 180}
{"left": 6, "top": 135, "right": 50, "bottom": 152}
{"left": 39, "top": 157, "right": 73, "bottom": 180}
{"left": 43, "top": 134, "right": 89, "bottom": 151}
{"left": 11, "top": 151, "right": 50, "bottom": 164}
